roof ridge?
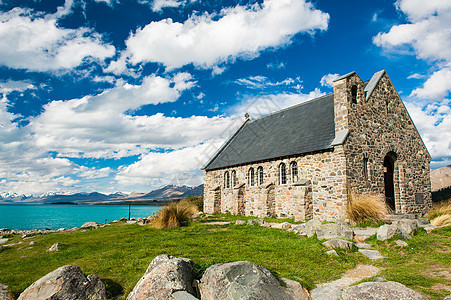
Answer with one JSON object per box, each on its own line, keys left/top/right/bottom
{"left": 248, "top": 92, "right": 333, "bottom": 123}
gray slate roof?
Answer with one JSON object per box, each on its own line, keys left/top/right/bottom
{"left": 204, "top": 93, "right": 336, "bottom": 170}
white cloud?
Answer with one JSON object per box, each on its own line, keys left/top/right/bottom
{"left": 405, "top": 100, "right": 451, "bottom": 168}
{"left": 0, "top": 80, "right": 36, "bottom": 95}
{"left": 373, "top": 0, "right": 451, "bottom": 99}
{"left": 111, "top": 0, "right": 329, "bottom": 71}
{"left": 116, "top": 140, "right": 224, "bottom": 186}
{"left": 229, "top": 88, "right": 324, "bottom": 118}
{"left": 320, "top": 73, "right": 339, "bottom": 88}
{"left": 235, "top": 75, "right": 302, "bottom": 90}
{"left": 0, "top": 7, "right": 115, "bottom": 72}
{"left": 151, "top": 0, "right": 184, "bottom": 12}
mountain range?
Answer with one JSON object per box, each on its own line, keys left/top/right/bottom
{"left": 0, "top": 184, "right": 204, "bottom": 204}
{"left": 430, "top": 165, "right": 451, "bottom": 192}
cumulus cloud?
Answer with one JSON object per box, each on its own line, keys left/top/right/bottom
{"left": 405, "top": 100, "right": 451, "bottom": 168}
{"left": 373, "top": 0, "right": 451, "bottom": 99}
{"left": 116, "top": 140, "right": 224, "bottom": 186}
{"left": 320, "top": 73, "right": 339, "bottom": 88}
{"left": 0, "top": 80, "right": 36, "bottom": 95}
{"left": 109, "top": 0, "right": 329, "bottom": 71}
{"left": 0, "top": 6, "right": 115, "bottom": 72}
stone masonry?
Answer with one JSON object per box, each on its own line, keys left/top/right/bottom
{"left": 203, "top": 70, "right": 432, "bottom": 221}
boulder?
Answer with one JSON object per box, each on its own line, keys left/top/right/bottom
{"left": 0, "top": 284, "right": 10, "bottom": 300}
{"left": 394, "top": 219, "right": 417, "bottom": 235}
{"left": 444, "top": 294, "right": 451, "bottom": 300}
{"left": 322, "top": 239, "right": 354, "bottom": 250}
{"left": 0, "top": 239, "right": 8, "bottom": 245}
{"left": 270, "top": 222, "right": 291, "bottom": 230}
{"left": 416, "top": 218, "right": 430, "bottom": 226}
{"left": 48, "top": 243, "right": 61, "bottom": 252}
{"left": 29, "top": 241, "right": 37, "bottom": 246}
{"left": 199, "top": 261, "right": 300, "bottom": 300}
{"left": 376, "top": 224, "right": 397, "bottom": 241}
{"left": 235, "top": 220, "right": 247, "bottom": 225}
{"left": 80, "top": 222, "right": 101, "bottom": 229}
{"left": 126, "top": 220, "right": 137, "bottom": 225}
{"left": 281, "top": 278, "right": 309, "bottom": 300}
{"left": 316, "top": 221, "right": 354, "bottom": 240}
{"left": 341, "top": 281, "right": 426, "bottom": 300}
{"left": 172, "top": 291, "right": 199, "bottom": 300}
{"left": 17, "top": 265, "right": 106, "bottom": 300}
{"left": 353, "top": 228, "right": 378, "bottom": 240}
{"left": 311, "top": 285, "right": 343, "bottom": 300}
{"left": 356, "top": 243, "right": 371, "bottom": 249}
{"left": 127, "top": 254, "right": 198, "bottom": 300}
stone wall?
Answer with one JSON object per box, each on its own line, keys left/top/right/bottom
{"left": 333, "top": 72, "right": 432, "bottom": 214}
{"left": 204, "top": 145, "right": 348, "bottom": 221}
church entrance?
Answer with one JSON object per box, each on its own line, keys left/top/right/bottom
{"left": 383, "top": 152, "right": 396, "bottom": 211}
{"left": 237, "top": 186, "right": 245, "bottom": 216}
{"left": 213, "top": 188, "right": 221, "bottom": 214}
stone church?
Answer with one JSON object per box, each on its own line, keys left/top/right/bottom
{"left": 202, "top": 70, "right": 432, "bottom": 221}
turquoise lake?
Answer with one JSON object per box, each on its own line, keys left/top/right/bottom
{"left": 0, "top": 204, "right": 161, "bottom": 230}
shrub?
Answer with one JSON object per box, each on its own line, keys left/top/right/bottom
{"left": 346, "top": 191, "right": 392, "bottom": 223}
{"left": 152, "top": 199, "right": 198, "bottom": 229}
{"left": 185, "top": 195, "right": 204, "bottom": 212}
{"left": 425, "top": 199, "right": 451, "bottom": 226}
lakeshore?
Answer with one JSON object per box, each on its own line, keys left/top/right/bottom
{"left": 0, "top": 204, "right": 161, "bottom": 230}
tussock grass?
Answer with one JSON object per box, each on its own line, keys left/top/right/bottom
{"left": 152, "top": 199, "right": 198, "bottom": 229}
{"left": 346, "top": 191, "right": 392, "bottom": 223}
{"left": 426, "top": 199, "right": 451, "bottom": 226}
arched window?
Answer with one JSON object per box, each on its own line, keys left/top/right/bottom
{"left": 257, "top": 166, "right": 264, "bottom": 185}
{"left": 351, "top": 85, "right": 357, "bottom": 104}
{"left": 279, "top": 163, "right": 287, "bottom": 185}
{"left": 232, "top": 170, "right": 237, "bottom": 187}
{"left": 290, "top": 161, "right": 298, "bottom": 183}
{"left": 224, "top": 171, "right": 230, "bottom": 189}
{"left": 249, "top": 168, "right": 255, "bottom": 186}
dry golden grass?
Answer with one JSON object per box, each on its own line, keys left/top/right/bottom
{"left": 426, "top": 199, "right": 451, "bottom": 227}
{"left": 152, "top": 199, "right": 198, "bottom": 229}
{"left": 346, "top": 191, "right": 392, "bottom": 223}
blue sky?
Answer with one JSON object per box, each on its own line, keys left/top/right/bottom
{"left": 0, "top": 0, "right": 450, "bottom": 196}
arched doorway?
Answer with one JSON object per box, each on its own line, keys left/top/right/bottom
{"left": 213, "top": 188, "right": 221, "bottom": 214}
{"left": 383, "top": 152, "right": 397, "bottom": 211}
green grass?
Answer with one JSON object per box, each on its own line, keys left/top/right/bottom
{"left": 0, "top": 220, "right": 449, "bottom": 299}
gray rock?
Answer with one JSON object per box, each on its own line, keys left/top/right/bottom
{"left": 48, "top": 243, "right": 61, "bottom": 252}
{"left": 17, "top": 265, "right": 106, "bottom": 300}
{"left": 29, "top": 241, "right": 37, "bottom": 246}
{"left": 341, "top": 281, "right": 426, "bottom": 300}
{"left": 444, "top": 294, "right": 451, "bottom": 300}
{"left": 0, "top": 239, "right": 8, "bottom": 245}
{"left": 247, "top": 219, "right": 266, "bottom": 226}
{"left": 0, "top": 284, "right": 10, "bottom": 300}
{"left": 376, "top": 224, "right": 397, "bottom": 241}
{"left": 80, "top": 222, "right": 101, "bottom": 229}
{"left": 281, "top": 278, "right": 309, "bottom": 300}
{"left": 292, "top": 219, "right": 322, "bottom": 237}
{"left": 311, "top": 285, "right": 344, "bottom": 300}
{"left": 323, "top": 239, "right": 354, "bottom": 249}
{"left": 416, "top": 218, "right": 430, "bottom": 226}
{"left": 126, "top": 220, "right": 137, "bottom": 225}
{"left": 353, "top": 228, "right": 378, "bottom": 240}
{"left": 395, "top": 240, "right": 408, "bottom": 247}
{"left": 119, "top": 217, "right": 127, "bottom": 221}
{"left": 172, "top": 291, "right": 199, "bottom": 300}
{"left": 199, "top": 261, "right": 295, "bottom": 300}
{"left": 270, "top": 222, "right": 291, "bottom": 229}
{"left": 421, "top": 224, "right": 438, "bottom": 231}
{"left": 127, "top": 254, "right": 198, "bottom": 300}
{"left": 394, "top": 219, "right": 417, "bottom": 235}
{"left": 235, "top": 220, "right": 247, "bottom": 225}
{"left": 316, "top": 221, "right": 354, "bottom": 240}
{"left": 326, "top": 250, "right": 338, "bottom": 256}
{"left": 356, "top": 243, "right": 372, "bottom": 249}
{"left": 358, "top": 249, "right": 385, "bottom": 260}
